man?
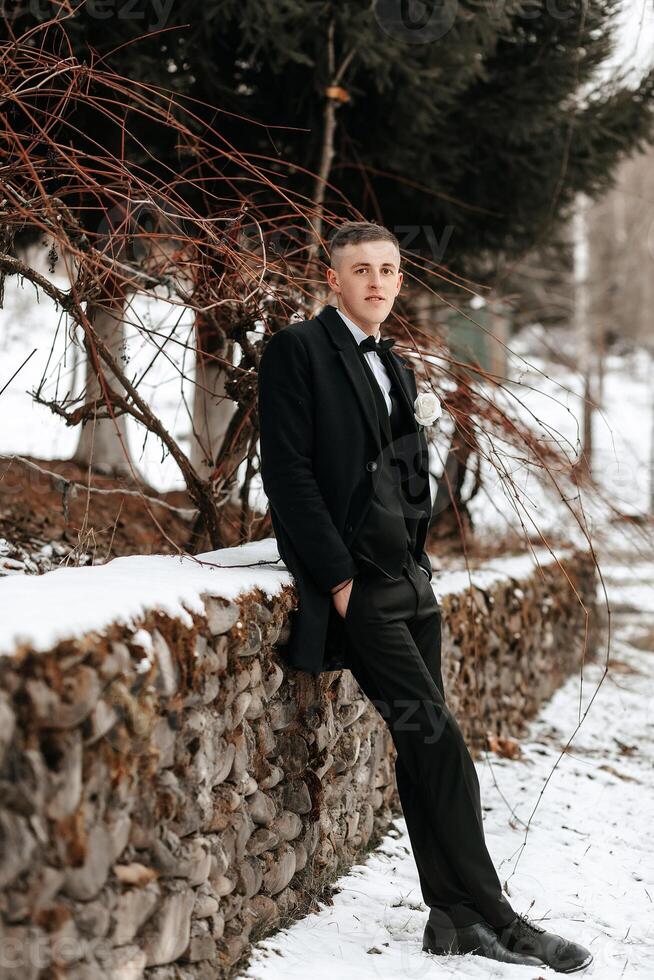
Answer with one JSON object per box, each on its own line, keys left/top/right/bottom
{"left": 257, "top": 220, "right": 592, "bottom": 972}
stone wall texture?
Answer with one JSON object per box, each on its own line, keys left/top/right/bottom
{"left": 0, "top": 549, "right": 597, "bottom": 979}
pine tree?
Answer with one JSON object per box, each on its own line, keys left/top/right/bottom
{"left": 14, "top": 1, "right": 654, "bottom": 273}
{"left": 170, "top": 0, "right": 654, "bottom": 273}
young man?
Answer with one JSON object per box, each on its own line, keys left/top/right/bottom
{"left": 257, "top": 221, "right": 592, "bottom": 972}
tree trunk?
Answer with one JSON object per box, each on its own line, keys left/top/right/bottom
{"left": 71, "top": 278, "right": 138, "bottom": 478}
{"left": 189, "top": 315, "right": 236, "bottom": 483}
{"left": 573, "top": 193, "right": 594, "bottom": 480}
{"left": 432, "top": 401, "right": 476, "bottom": 548}
{"left": 306, "top": 20, "right": 355, "bottom": 266}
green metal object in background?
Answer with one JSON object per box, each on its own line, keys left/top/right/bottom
{"left": 444, "top": 301, "right": 512, "bottom": 377}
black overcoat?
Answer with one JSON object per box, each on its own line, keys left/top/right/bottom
{"left": 257, "top": 303, "right": 433, "bottom": 675}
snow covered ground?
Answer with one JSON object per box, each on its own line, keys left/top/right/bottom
{"left": 465, "top": 329, "right": 654, "bottom": 547}
{"left": 240, "top": 535, "right": 654, "bottom": 979}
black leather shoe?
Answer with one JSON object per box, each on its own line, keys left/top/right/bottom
{"left": 422, "top": 915, "right": 542, "bottom": 967}
{"left": 494, "top": 912, "right": 594, "bottom": 973}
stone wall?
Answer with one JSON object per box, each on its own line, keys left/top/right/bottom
{"left": 0, "top": 548, "right": 597, "bottom": 979}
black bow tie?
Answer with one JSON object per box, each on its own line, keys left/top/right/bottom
{"left": 359, "top": 334, "right": 395, "bottom": 355}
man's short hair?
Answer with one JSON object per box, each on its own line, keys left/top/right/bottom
{"left": 328, "top": 221, "right": 400, "bottom": 267}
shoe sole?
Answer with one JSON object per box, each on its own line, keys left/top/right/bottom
{"left": 423, "top": 944, "right": 542, "bottom": 967}
{"left": 561, "top": 952, "right": 594, "bottom": 974}
{"left": 527, "top": 952, "right": 594, "bottom": 974}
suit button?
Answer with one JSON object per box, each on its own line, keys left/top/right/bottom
{"left": 366, "top": 460, "right": 378, "bottom": 472}
{"left": 345, "top": 523, "right": 353, "bottom": 533}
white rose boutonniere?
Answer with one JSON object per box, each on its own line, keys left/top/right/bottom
{"left": 414, "top": 391, "right": 442, "bottom": 428}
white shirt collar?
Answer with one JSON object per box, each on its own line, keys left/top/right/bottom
{"left": 334, "top": 305, "right": 381, "bottom": 344}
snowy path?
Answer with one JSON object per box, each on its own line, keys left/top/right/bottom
{"left": 241, "top": 548, "right": 654, "bottom": 979}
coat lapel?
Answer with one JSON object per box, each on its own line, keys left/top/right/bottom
{"left": 316, "top": 304, "right": 384, "bottom": 451}
{"left": 384, "top": 351, "right": 418, "bottom": 432}
{"left": 316, "top": 304, "right": 419, "bottom": 446}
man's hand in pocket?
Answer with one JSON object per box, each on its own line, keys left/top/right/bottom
{"left": 331, "top": 577, "right": 354, "bottom": 619}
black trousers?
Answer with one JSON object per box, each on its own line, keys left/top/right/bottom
{"left": 342, "top": 548, "right": 517, "bottom": 930}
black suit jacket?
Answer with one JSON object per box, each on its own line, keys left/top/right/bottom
{"left": 257, "top": 303, "right": 433, "bottom": 675}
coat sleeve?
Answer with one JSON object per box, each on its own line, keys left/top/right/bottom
{"left": 417, "top": 552, "right": 433, "bottom": 580}
{"left": 257, "top": 327, "right": 358, "bottom": 593}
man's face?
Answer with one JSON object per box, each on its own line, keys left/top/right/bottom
{"left": 326, "top": 239, "right": 402, "bottom": 333}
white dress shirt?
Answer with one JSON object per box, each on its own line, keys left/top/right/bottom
{"left": 335, "top": 306, "right": 392, "bottom": 415}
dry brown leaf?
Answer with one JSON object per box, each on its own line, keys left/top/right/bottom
{"left": 486, "top": 732, "right": 523, "bottom": 759}
{"left": 598, "top": 764, "right": 641, "bottom": 783}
